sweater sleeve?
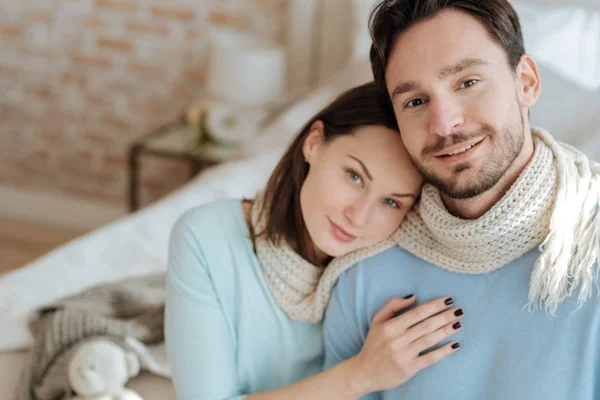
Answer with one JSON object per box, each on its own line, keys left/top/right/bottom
{"left": 165, "top": 211, "right": 246, "bottom": 400}
{"left": 323, "top": 271, "right": 381, "bottom": 400}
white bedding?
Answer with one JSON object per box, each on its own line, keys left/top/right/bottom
{"left": 0, "top": 153, "right": 279, "bottom": 350}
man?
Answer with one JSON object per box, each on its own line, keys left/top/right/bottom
{"left": 323, "top": 0, "right": 600, "bottom": 398}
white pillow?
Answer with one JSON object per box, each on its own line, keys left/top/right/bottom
{"left": 350, "top": 0, "right": 600, "bottom": 91}
{"left": 531, "top": 63, "right": 600, "bottom": 161}
{"left": 511, "top": 0, "right": 600, "bottom": 92}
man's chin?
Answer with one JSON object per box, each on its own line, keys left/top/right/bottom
{"left": 422, "top": 168, "right": 480, "bottom": 193}
{"left": 437, "top": 179, "right": 498, "bottom": 199}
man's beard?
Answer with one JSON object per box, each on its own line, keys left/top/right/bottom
{"left": 412, "top": 109, "right": 525, "bottom": 199}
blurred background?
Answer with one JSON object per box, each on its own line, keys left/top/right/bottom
{"left": 0, "top": 0, "right": 286, "bottom": 218}
{"left": 0, "top": 0, "right": 293, "bottom": 270}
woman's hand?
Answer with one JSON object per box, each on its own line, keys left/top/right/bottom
{"left": 247, "top": 295, "right": 463, "bottom": 400}
{"left": 349, "top": 295, "right": 463, "bottom": 395}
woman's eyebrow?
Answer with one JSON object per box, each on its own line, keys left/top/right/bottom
{"left": 347, "top": 154, "right": 417, "bottom": 200}
{"left": 348, "top": 154, "right": 418, "bottom": 199}
{"left": 348, "top": 155, "right": 373, "bottom": 181}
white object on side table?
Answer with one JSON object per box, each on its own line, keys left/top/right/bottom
{"left": 205, "top": 30, "right": 286, "bottom": 147}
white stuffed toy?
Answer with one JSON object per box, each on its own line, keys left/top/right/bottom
{"left": 68, "top": 338, "right": 144, "bottom": 400}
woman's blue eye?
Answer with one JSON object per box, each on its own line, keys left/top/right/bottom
{"left": 348, "top": 171, "right": 362, "bottom": 185}
{"left": 383, "top": 198, "right": 400, "bottom": 209}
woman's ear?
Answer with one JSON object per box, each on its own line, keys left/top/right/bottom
{"left": 302, "top": 120, "right": 325, "bottom": 164}
{"left": 515, "top": 54, "right": 541, "bottom": 108}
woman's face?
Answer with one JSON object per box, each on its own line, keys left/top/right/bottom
{"left": 301, "top": 121, "right": 424, "bottom": 262}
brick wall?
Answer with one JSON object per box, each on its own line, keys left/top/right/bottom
{"left": 0, "top": 0, "right": 287, "bottom": 207}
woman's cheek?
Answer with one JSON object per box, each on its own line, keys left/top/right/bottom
{"left": 318, "top": 168, "right": 346, "bottom": 201}
{"left": 373, "top": 210, "right": 404, "bottom": 240}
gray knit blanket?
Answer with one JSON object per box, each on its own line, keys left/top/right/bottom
{"left": 15, "top": 273, "right": 170, "bottom": 400}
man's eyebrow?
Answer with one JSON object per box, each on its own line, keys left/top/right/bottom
{"left": 438, "top": 58, "right": 489, "bottom": 80}
{"left": 390, "top": 81, "right": 421, "bottom": 101}
{"left": 389, "top": 58, "right": 489, "bottom": 101}
{"left": 348, "top": 155, "right": 372, "bottom": 181}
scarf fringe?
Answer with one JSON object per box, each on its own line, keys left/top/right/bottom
{"left": 527, "top": 130, "right": 600, "bottom": 314}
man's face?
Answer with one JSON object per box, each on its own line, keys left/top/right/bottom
{"left": 385, "top": 10, "right": 527, "bottom": 199}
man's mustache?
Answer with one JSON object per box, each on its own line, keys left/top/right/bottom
{"left": 421, "top": 126, "right": 493, "bottom": 156}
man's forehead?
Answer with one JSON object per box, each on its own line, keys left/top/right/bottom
{"left": 385, "top": 10, "right": 501, "bottom": 85}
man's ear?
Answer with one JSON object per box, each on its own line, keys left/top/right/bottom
{"left": 302, "top": 120, "right": 325, "bottom": 165}
{"left": 515, "top": 54, "right": 541, "bottom": 108}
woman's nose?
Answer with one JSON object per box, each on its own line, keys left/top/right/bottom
{"left": 344, "top": 199, "right": 370, "bottom": 227}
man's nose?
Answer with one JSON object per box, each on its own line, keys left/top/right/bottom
{"left": 428, "top": 98, "right": 464, "bottom": 137}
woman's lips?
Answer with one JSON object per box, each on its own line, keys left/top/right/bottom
{"left": 328, "top": 218, "right": 357, "bottom": 243}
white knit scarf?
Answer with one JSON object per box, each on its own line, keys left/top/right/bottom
{"left": 253, "top": 128, "right": 600, "bottom": 322}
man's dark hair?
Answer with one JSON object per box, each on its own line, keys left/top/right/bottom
{"left": 369, "top": 0, "right": 525, "bottom": 98}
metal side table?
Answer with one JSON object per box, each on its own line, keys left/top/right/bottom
{"left": 128, "top": 116, "right": 241, "bottom": 212}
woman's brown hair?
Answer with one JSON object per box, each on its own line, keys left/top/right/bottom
{"left": 255, "top": 81, "right": 398, "bottom": 266}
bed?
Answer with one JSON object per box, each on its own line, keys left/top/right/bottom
{"left": 1, "top": 1, "right": 599, "bottom": 399}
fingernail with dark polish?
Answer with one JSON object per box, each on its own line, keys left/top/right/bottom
{"left": 452, "top": 342, "right": 461, "bottom": 349}
{"left": 454, "top": 309, "right": 464, "bottom": 317}
{"left": 403, "top": 294, "right": 414, "bottom": 299}
{"left": 452, "top": 322, "right": 462, "bottom": 330}
{"left": 444, "top": 297, "right": 454, "bottom": 306}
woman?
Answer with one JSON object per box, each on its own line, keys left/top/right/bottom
{"left": 165, "top": 82, "right": 464, "bottom": 399}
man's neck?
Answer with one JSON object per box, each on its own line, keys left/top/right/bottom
{"left": 442, "top": 132, "right": 536, "bottom": 220}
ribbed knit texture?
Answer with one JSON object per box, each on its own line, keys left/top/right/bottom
{"left": 394, "top": 130, "right": 556, "bottom": 273}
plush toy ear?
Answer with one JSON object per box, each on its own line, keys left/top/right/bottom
{"left": 125, "top": 351, "right": 141, "bottom": 378}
